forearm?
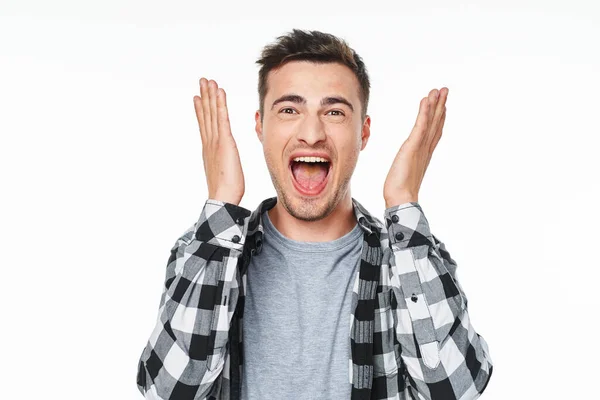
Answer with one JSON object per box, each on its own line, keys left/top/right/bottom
{"left": 137, "top": 199, "right": 251, "bottom": 399}
{"left": 384, "top": 202, "right": 493, "bottom": 399}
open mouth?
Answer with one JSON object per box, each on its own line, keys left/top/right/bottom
{"left": 289, "top": 156, "right": 332, "bottom": 196}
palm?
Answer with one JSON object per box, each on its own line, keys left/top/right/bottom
{"left": 194, "top": 78, "right": 245, "bottom": 205}
{"left": 383, "top": 88, "right": 448, "bottom": 206}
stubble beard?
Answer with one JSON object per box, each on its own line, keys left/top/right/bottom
{"left": 268, "top": 164, "right": 352, "bottom": 222}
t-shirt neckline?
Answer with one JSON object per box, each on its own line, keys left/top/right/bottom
{"left": 262, "top": 210, "right": 363, "bottom": 253}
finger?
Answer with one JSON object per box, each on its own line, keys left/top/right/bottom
{"left": 410, "top": 97, "right": 429, "bottom": 142}
{"left": 217, "top": 88, "right": 231, "bottom": 137}
{"left": 200, "top": 78, "right": 212, "bottom": 141}
{"left": 193, "top": 95, "right": 207, "bottom": 143}
{"left": 426, "top": 89, "right": 439, "bottom": 131}
{"left": 208, "top": 80, "right": 219, "bottom": 140}
{"left": 430, "top": 107, "right": 446, "bottom": 153}
{"left": 429, "top": 88, "right": 449, "bottom": 140}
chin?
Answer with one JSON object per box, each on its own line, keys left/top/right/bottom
{"left": 284, "top": 196, "right": 335, "bottom": 222}
{"left": 279, "top": 176, "right": 345, "bottom": 222}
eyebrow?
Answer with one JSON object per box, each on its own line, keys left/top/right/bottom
{"left": 270, "top": 94, "right": 354, "bottom": 112}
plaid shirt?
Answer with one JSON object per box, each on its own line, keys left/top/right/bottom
{"left": 137, "top": 197, "right": 493, "bottom": 399}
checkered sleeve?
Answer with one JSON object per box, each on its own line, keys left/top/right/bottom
{"left": 384, "top": 202, "right": 493, "bottom": 400}
{"left": 136, "top": 199, "right": 251, "bottom": 400}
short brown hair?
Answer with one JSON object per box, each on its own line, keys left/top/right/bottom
{"left": 256, "top": 29, "right": 370, "bottom": 122}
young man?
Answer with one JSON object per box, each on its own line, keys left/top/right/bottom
{"left": 136, "top": 29, "right": 493, "bottom": 400}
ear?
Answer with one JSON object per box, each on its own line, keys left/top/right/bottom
{"left": 360, "top": 115, "right": 371, "bottom": 151}
{"left": 255, "top": 110, "right": 263, "bottom": 143}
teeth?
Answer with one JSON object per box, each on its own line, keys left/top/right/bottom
{"left": 292, "top": 156, "right": 329, "bottom": 163}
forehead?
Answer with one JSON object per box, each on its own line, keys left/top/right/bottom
{"left": 265, "top": 60, "right": 360, "bottom": 101}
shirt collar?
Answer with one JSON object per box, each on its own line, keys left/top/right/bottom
{"left": 247, "top": 196, "right": 382, "bottom": 246}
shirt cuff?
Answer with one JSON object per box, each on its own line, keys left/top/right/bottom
{"left": 194, "top": 199, "right": 252, "bottom": 251}
{"left": 384, "top": 202, "right": 435, "bottom": 249}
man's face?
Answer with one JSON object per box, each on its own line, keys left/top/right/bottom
{"left": 255, "top": 60, "right": 371, "bottom": 221}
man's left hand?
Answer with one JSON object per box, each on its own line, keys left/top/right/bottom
{"left": 383, "top": 87, "right": 449, "bottom": 208}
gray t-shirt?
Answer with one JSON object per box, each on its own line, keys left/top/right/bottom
{"left": 240, "top": 210, "right": 363, "bottom": 400}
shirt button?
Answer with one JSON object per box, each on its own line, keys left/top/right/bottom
{"left": 411, "top": 294, "right": 418, "bottom": 302}
{"left": 391, "top": 214, "right": 399, "bottom": 223}
{"left": 236, "top": 217, "right": 244, "bottom": 225}
{"left": 232, "top": 235, "right": 241, "bottom": 243}
{"left": 395, "top": 232, "right": 404, "bottom": 241}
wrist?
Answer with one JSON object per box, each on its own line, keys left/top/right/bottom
{"left": 210, "top": 192, "right": 243, "bottom": 206}
{"left": 385, "top": 195, "right": 418, "bottom": 209}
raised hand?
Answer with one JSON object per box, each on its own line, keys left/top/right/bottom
{"left": 383, "top": 88, "right": 448, "bottom": 208}
{"left": 193, "top": 78, "right": 245, "bottom": 205}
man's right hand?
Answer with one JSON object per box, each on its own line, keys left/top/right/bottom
{"left": 193, "top": 78, "right": 245, "bottom": 206}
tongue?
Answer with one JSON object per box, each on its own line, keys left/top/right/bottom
{"left": 291, "top": 162, "right": 328, "bottom": 190}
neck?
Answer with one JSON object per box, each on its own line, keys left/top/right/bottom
{"left": 267, "top": 191, "right": 357, "bottom": 242}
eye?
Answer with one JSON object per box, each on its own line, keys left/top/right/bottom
{"left": 327, "top": 110, "right": 345, "bottom": 116}
{"left": 280, "top": 107, "right": 297, "bottom": 114}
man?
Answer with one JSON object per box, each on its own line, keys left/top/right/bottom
{"left": 136, "top": 29, "right": 493, "bottom": 400}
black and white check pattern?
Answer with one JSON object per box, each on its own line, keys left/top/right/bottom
{"left": 137, "top": 197, "right": 493, "bottom": 399}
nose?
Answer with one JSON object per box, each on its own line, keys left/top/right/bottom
{"left": 295, "top": 113, "right": 327, "bottom": 146}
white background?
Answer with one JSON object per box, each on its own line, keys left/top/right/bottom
{"left": 1, "top": 0, "right": 599, "bottom": 398}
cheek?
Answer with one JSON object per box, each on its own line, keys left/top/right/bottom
{"left": 262, "top": 123, "right": 295, "bottom": 164}
{"left": 262, "top": 136, "right": 287, "bottom": 172}
{"left": 336, "top": 137, "right": 362, "bottom": 167}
